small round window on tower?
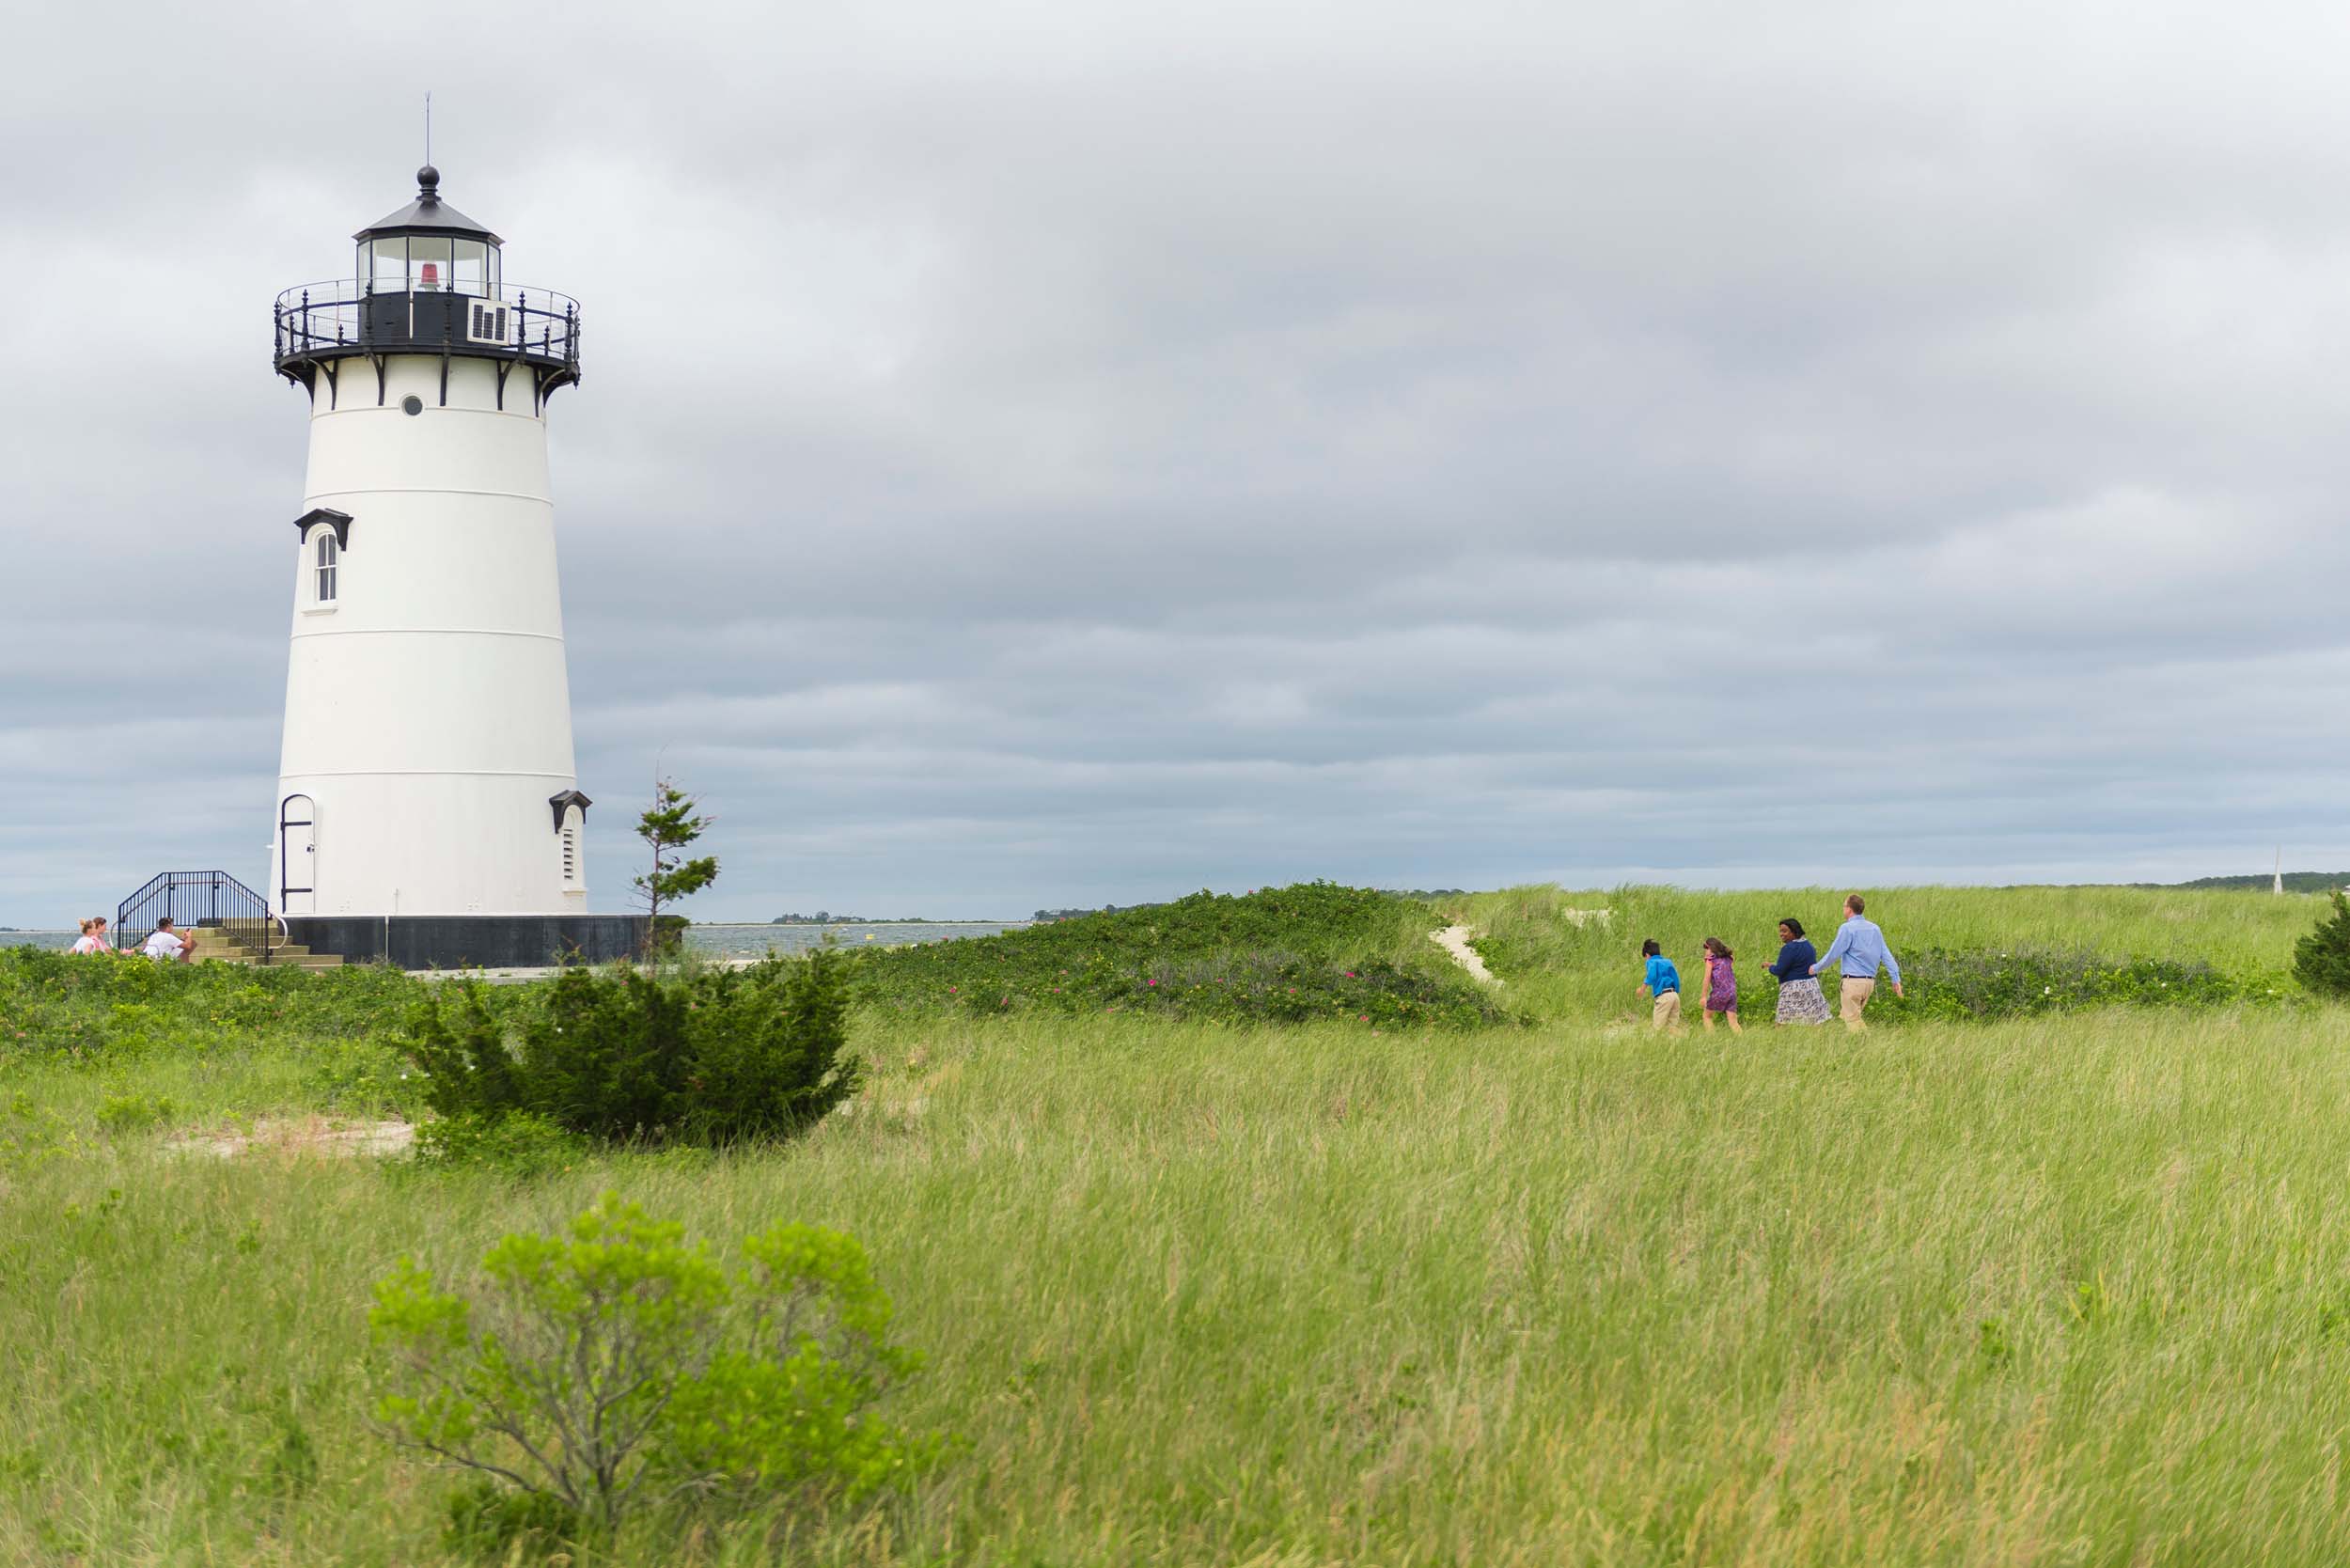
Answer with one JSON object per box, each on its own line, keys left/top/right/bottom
{"left": 401, "top": 395, "right": 424, "bottom": 416}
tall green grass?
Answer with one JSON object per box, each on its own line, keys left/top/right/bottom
{"left": 0, "top": 887, "right": 2342, "bottom": 1561}
{"left": 8, "top": 996, "right": 2350, "bottom": 1561}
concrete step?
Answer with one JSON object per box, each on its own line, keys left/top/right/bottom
{"left": 188, "top": 927, "right": 344, "bottom": 968}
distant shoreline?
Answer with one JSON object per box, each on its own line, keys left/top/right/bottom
{"left": 0, "top": 919, "right": 1035, "bottom": 956}
{"left": 754, "top": 920, "right": 1021, "bottom": 927}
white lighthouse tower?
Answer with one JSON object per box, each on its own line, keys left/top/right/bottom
{"left": 268, "top": 165, "right": 639, "bottom": 966}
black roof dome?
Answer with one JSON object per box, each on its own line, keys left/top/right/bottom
{"left": 353, "top": 165, "right": 502, "bottom": 245}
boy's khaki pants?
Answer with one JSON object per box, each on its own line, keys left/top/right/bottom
{"left": 1840, "top": 978, "right": 1876, "bottom": 1029}
{"left": 1652, "top": 992, "right": 1683, "bottom": 1031}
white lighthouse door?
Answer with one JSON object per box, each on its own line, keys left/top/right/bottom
{"left": 279, "top": 795, "right": 317, "bottom": 915}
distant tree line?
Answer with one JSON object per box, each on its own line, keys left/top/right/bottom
{"left": 2141, "top": 872, "right": 2350, "bottom": 893}
{"left": 1028, "top": 890, "right": 1473, "bottom": 922}
{"left": 771, "top": 913, "right": 932, "bottom": 925}
{"left": 1031, "top": 902, "right": 1166, "bottom": 922}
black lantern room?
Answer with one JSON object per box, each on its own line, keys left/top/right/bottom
{"left": 353, "top": 165, "right": 504, "bottom": 297}
{"left": 274, "top": 165, "right": 581, "bottom": 412}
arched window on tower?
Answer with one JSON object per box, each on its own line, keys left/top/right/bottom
{"left": 291, "top": 510, "right": 352, "bottom": 613}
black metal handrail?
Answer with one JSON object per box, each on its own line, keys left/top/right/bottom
{"left": 117, "top": 871, "right": 278, "bottom": 964}
{"left": 273, "top": 278, "right": 582, "bottom": 368}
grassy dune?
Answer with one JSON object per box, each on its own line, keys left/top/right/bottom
{"left": 1449, "top": 883, "right": 2317, "bottom": 1022}
{"left": 2, "top": 886, "right": 2346, "bottom": 1563}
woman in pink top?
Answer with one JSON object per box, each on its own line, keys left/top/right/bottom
{"left": 70, "top": 916, "right": 115, "bottom": 954}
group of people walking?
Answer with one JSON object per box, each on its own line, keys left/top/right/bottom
{"left": 1638, "top": 894, "right": 1904, "bottom": 1033}
{"left": 67, "top": 915, "right": 197, "bottom": 963}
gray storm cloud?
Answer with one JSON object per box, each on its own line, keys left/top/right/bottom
{"left": 4, "top": 0, "right": 2348, "bottom": 922}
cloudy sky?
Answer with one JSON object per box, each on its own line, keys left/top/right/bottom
{"left": 5, "top": 0, "right": 2348, "bottom": 924}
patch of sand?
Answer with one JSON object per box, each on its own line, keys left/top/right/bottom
{"left": 1431, "top": 926, "right": 1498, "bottom": 985}
{"left": 168, "top": 1116, "right": 415, "bottom": 1160}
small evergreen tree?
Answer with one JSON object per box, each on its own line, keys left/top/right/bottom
{"left": 634, "top": 776, "right": 719, "bottom": 957}
{"left": 2294, "top": 890, "right": 2350, "bottom": 999}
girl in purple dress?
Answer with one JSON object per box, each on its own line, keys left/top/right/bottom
{"left": 1700, "top": 937, "right": 1742, "bottom": 1034}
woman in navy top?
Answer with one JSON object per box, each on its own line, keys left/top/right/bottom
{"left": 1769, "top": 918, "right": 1830, "bottom": 1026}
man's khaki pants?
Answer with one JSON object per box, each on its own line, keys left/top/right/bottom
{"left": 1652, "top": 992, "right": 1683, "bottom": 1031}
{"left": 1840, "top": 978, "right": 1876, "bottom": 1029}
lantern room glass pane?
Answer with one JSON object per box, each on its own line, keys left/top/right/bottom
{"left": 408, "top": 236, "right": 453, "bottom": 292}
{"left": 370, "top": 237, "right": 407, "bottom": 290}
{"left": 487, "top": 243, "right": 501, "bottom": 290}
{"left": 452, "top": 240, "right": 486, "bottom": 296}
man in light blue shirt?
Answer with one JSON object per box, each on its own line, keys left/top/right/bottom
{"left": 1810, "top": 893, "right": 1904, "bottom": 1029}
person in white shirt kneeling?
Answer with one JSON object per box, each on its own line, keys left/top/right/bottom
{"left": 142, "top": 918, "right": 197, "bottom": 964}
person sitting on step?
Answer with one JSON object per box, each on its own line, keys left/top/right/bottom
{"left": 142, "top": 917, "right": 197, "bottom": 964}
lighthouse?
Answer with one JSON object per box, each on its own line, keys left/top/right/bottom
{"left": 268, "top": 165, "right": 642, "bottom": 966}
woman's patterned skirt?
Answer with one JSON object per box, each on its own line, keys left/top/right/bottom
{"left": 1775, "top": 977, "right": 1832, "bottom": 1025}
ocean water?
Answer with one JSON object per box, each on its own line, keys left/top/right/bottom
{"left": 684, "top": 922, "right": 1029, "bottom": 958}
{"left": 0, "top": 921, "right": 1028, "bottom": 958}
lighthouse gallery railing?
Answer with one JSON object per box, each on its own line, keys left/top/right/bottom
{"left": 274, "top": 279, "right": 582, "bottom": 368}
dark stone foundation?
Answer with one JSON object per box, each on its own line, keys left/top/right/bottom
{"left": 283, "top": 913, "right": 647, "bottom": 970}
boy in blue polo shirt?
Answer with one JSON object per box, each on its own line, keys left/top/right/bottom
{"left": 1639, "top": 939, "right": 1683, "bottom": 1032}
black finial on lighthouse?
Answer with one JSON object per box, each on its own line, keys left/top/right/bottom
{"left": 416, "top": 165, "right": 441, "bottom": 203}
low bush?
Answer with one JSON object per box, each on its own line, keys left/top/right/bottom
{"left": 0, "top": 947, "right": 427, "bottom": 1059}
{"left": 2294, "top": 892, "right": 2350, "bottom": 1000}
{"left": 411, "top": 1111, "right": 585, "bottom": 1175}
{"left": 857, "top": 883, "right": 1509, "bottom": 1028}
{"left": 1819, "top": 946, "right": 2290, "bottom": 1023}
{"left": 400, "top": 951, "right": 858, "bottom": 1146}
{"left": 369, "top": 1192, "right": 934, "bottom": 1544}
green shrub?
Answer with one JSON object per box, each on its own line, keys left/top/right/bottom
{"left": 677, "top": 952, "right": 857, "bottom": 1143}
{"left": 399, "top": 951, "right": 858, "bottom": 1146}
{"left": 411, "top": 1112, "right": 585, "bottom": 1175}
{"left": 0, "top": 946, "right": 426, "bottom": 1058}
{"left": 400, "top": 984, "right": 529, "bottom": 1122}
{"left": 1849, "top": 946, "right": 2282, "bottom": 1023}
{"left": 516, "top": 966, "right": 690, "bottom": 1137}
{"left": 2294, "top": 892, "right": 2350, "bottom": 1000}
{"left": 368, "top": 1192, "right": 933, "bottom": 1541}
